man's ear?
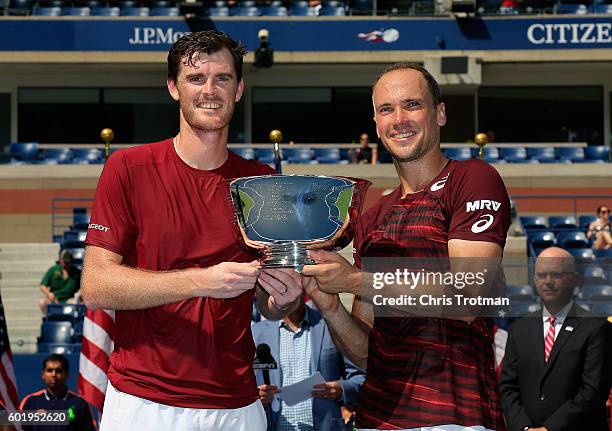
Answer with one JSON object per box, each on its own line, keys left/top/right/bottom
{"left": 437, "top": 102, "right": 447, "bottom": 127}
{"left": 235, "top": 79, "right": 244, "bottom": 103}
{"left": 167, "top": 78, "right": 179, "bottom": 102}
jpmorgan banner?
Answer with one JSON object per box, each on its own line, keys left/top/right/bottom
{"left": 0, "top": 17, "right": 610, "bottom": 52}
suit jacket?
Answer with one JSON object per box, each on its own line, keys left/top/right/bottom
{"left": 251, "top": 306, "right": 365, "bottom": 431}
{"left": 499, "top": 303, "right": 612, "bottom": 431}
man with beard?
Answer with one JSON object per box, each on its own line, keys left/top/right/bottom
{"left": 302, "top": 63, "right": 511, "bottom": 430}
{"left": 82, "top": 31, "right": 303, "bottom": 431}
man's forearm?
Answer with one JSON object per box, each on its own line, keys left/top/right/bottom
{"left": 320, "top": 301, "right": 369, "bottom": 370}
{"left": 82, "top": 259, "right": 196, "bottom": 310}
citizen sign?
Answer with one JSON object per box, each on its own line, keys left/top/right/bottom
{"left": 527, "top": 22, "right": 611, "bottom": 45}
{"left": 129, "top": 27, "right": 189, "bottom": 45}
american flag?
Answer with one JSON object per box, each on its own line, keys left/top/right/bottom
{"left": 77, "top": 309, "right": 115, "bottom": 412}
{"left": 0, "top": 299, "right": 20, "bottom": 413}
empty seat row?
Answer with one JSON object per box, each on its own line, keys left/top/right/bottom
{"left": 521, "top": 215, "right": 612, "bottom": 231}
{"left": 556, "top": 3, "right": 612, "bottom": 14}
{"left": 8, "top": 143, "right": 104, "bottom": 164}
{"left": 444, "top": 146, "right": 610, "bottom": 163}
{"left": 232, "top": 147, "right": 351, "bottom": 164}
{"left": 506, "top": 283, "right": 612, "bottom": 301}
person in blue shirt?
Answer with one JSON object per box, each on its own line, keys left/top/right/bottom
{"left": 19, "top": 354, "right": 96, "bottom": 431}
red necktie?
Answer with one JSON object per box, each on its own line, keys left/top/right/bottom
{"left": 544, "top": 316, "right": 556, "bottom": 362}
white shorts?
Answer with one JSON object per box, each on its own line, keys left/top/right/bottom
{"left": 100, "top": 381, "right": 267, "bottom": 431}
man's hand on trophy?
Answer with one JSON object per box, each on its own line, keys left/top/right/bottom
{"left": 302, "top": 275, "right": 339, "bottom": 314}
{"left": 302, "top": 250, "right": 361, "bottom": 295}
{"left": 258, "top": 268, "right": 303, "bottom": 310}
{"left": 191, "top": 261, "right": 261, "bottom": 299}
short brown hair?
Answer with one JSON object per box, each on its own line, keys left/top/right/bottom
{"left": 167, "top": 31, "right": 247, "bottom": 82}
{"left": 372, "top": 63, "right": 442, "bottom": 106}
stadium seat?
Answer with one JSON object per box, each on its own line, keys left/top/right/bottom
{"left": 255, "top": 148, "right": 276, "bottom": 164}
{"left": 319, "top": 5, "right": 346, "bottom": 14}
{"left": 567, "top": 248, "right": 595, "bottom": 260}
{"left": 548, "top": 215, "right": 577, "bottom": 229}
{"left": 556, "top": 231, "right": 589, "bottom": 248}
{"left": 351, "top": 0, "right": 373, "bottom": 12}
{"left": 260, "top": 5, "right": 288, "bottom": 15}
{"left": 238, "top": 0, "right": 256, "bottom": 6}
{"left": 151, "top": 6, "right": 179, "bottom": 14}
{"left": 323, "top": 0, "right": 345, "bottom": 5}
{"left": 528, "top": 231, "right": 556, "bottom": 248}
{"left": 583, "top": 265, "right": 608, "bottom": 285}
{"left": 580, "top": 285, "right": 612, "bottom": 301}
{"left": 556, "top": 3, "right": 588, "bottom": 14}
{"left": 91, "top": 6, "right": 120, "bottom": 15}
{"left": 62, "top": 6, "right": 90, "bottom": 14}
{"left": 284, "top": 148, "right": 315, "bottom": 163}
{"left": 505, "top": 284, "right": 536, "bottom": 301}
{"left": 314, "top": 148, "right": 348, "bottom": 164}
{"left": 33, "top": 6, "right": 62, "bottom": 14}
{"left": 45, "top": 304, "right": 80, "bottom": 323}
{"left": 527, "top": 147, "right": 556, "bottom": 162}
{"left": 444, "top": 148, "right": 472, "bottom": 161}
{"left": 64, "top": 247, "right": 85, "bottom": 260}
{"left": 289, "top": 5, "right": 318, "bottom": 14}
{"left": 43, "top": 148, "right": 73, "bottom": 163}
{"left": 594, "top": 249, "right": 612, "bottom": 258}
{"left": 511, "top": 302, "right": 542, "bottom": 317}
{"left": 590, "top": 302, "right": 612, "bottom": 316}
{"left": 72, "top": 148, "right": 103, "bottom": 163}
{"left": 500, "top": 147, "right": 527, "bottom": 162}
{"left": 579, "top": 215, "right": 598, "bottom": 229}
{"left": 39, "top": 321, "right": 73, "bottom": 344}
{"left": 556, "top": 147, "right": 585, "bottom": 162}
{"left": 152, "top": 0, "right": 173, "bottom": 6}
{"left": 73, "top": 208, "right": 90, "bottom": 230}
{"left": 231, "top": 6, "right": 260, "bottom": 15}
{"left": 584, "top": 145, "right": 609, "bottom": 161}
{"left": 593, "top": 4, "right": 612, "bottom": 13}
{"left": 232, "top": 148, "right": 256, "bottom": 160}
{"left": 290, "top": 0, "right": 309, "bottom": 6}
{"left": 473, "top": 146, "right": 500, "bottom": 160}
{"left": 10, "top": 142, "right": 39, "bottom": 161}
{"left": 520, "top": 216, "right": 547, "bottom": 230}
{"left": 37, "top": 343, "right": 77, "bottom": 354}
{"left": 8, "top": 0, "right": 33, "bottom": 14}
{"left": 207, "top": 6, "right": 230, "bottom": 15}
{"left": 121, "top": 6, "right": 150, "bottom": 15}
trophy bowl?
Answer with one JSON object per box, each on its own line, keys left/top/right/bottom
{"left": 229, "top": 174, "right": 371, "bottom": 271}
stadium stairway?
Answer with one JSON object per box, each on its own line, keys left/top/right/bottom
{"left": 0, "top": 243, "right": 60, "bottom": 353}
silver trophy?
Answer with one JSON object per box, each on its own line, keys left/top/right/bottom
{"left": 229, "top": 174, "right": 371, "bottom": 271}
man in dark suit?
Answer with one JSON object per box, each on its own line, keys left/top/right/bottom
{"left": 500, "top": 246, "right": 612, "bottom": 431}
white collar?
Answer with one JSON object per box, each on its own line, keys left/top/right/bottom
{"left": 543, "top": 300, "right": 574, "bottom": 324}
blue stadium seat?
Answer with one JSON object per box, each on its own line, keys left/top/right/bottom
{"left": 63, "top": 247, "right": 85, "bottom": 260}
{"left": 444, "top": 148, "right": 471, "bottom": 161}
{"left": 511, "top": 302, "right": 542, "bottom": 317}
{"left": 579, "top": 214, "right": 598, "bottom": 229}
{"left": 8, "top": 0, "right": 33, "bottom": 13}
{"left": 152, "top": 0, "right": 173, "bottom": 6}
{"left": 73, "top": 208, "right": 90, "bottom": 230}
{"left": 289, "top": 5, "right": 318, "bottom": 14}
{"left": 238, "top": 0, "right": 256, "bottom": 6}
{"left": 121, "top": 6, "right": 150, "bottom": 15}
{"left": 594, "top": 249, "right": 612, "bottom": 258}
{"left": 151, "top": 6, "right": 179, "bottom": 14}
{"left": 232, "top": 148, "right": 256, "bottom": 160}
{"left": 10, "top": 142, "right": 39, "bottom": 161}
{"left": 314, "top": 148, "right": 348, "bottom": 164}
{"left": 556, "top": 147, "right": 585, "bottom": 162}
{"left": 520, "top": 216, "right": 547, "bottom": 230}
{"left": 556, "top": 231, "right": 589, "bottom": 248}
{"left": 207, "top": 6, "right": 230, "bottom": 15}
{"left": 45, "top": 304, "right": 80, "bottom": 323}
{"left": 593, "top": 4, "right": 612, "bottom": 13}
{"left": 231, "top": 6, "right": 260, "bottom": 15}
{"left": 72, "top": 148, "right": 103, "bottom": 163}
{"left": 284, "top": 148, "right": 315, "bottom": 163}
{"left": 320, "top": 5, "right": 346, "bottom": 14}
{"left": 351, "top": 0, "right": 373, "bottom": 11}
{"left": 527, "top": 147, "right": 556, "bottom": 162}
{"left": 505, "top": 284, "right": 535, "bottom": 301}
{"left": 500, "top": 147, "right": 527, "bottom": 162}
{"left": 556, "top": 3, "right": 588, "bottom": 14}
{"left": 567, "top": 248, "right": 595, "bottom": 260}
{"left": 62, "top": 6, "right": 90, "bottom": 14}
{"left": 322, "top": 0, "right": 345, "bottom": 6}
{"left": 590, "top": 302, "right": 612, "bottom": 316}
{"left": 33, "top": 6, "right": 62, "bottom": 14}
{"left": 37, "top": 343, "right": 78, "bottom": 354}
{"left": 473, "top": 147, "right": 500, "bottom": 160}
{"left": 580, "top": 285, "right": 612, "bottom": 301}
{"left": 290, "top": 0, "right": 309, "bottom": 6}
{"left": 584, "top": 145, "right": 609, "bottom": 161}
{"left": 91, "top": 6, "right": 120, "bottom": 15}
{"left": 584, "top": 265, "right": 608, "bottom": 285}
{"left": 255, "top": 148, "right": 276, "bottom": 164}
{"left": 528, "top": 231, "right": 556, "bottom": 248}
{"left": 260, "top": 5, "right": 288, "bottom": 14}
{"left": 548, "top": 215, "right": 577, "bottom": 229}
{"left": 43, "top": 148, "right": 73, "bottom": 163}
{"left": 259, "top": 6, "right": 289, "bottom": 16}
{"left": 39, "top": 321, "right": 73, "bottom": 344}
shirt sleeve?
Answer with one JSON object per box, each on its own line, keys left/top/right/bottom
{"left": 447, "top": 161, "right": 511, "bottom": 248}
{"left": 85, "top": 152, "right": 136, "bottom": 257}
{"left": 40, "top": 266, "right": 54, "bottom": 286}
